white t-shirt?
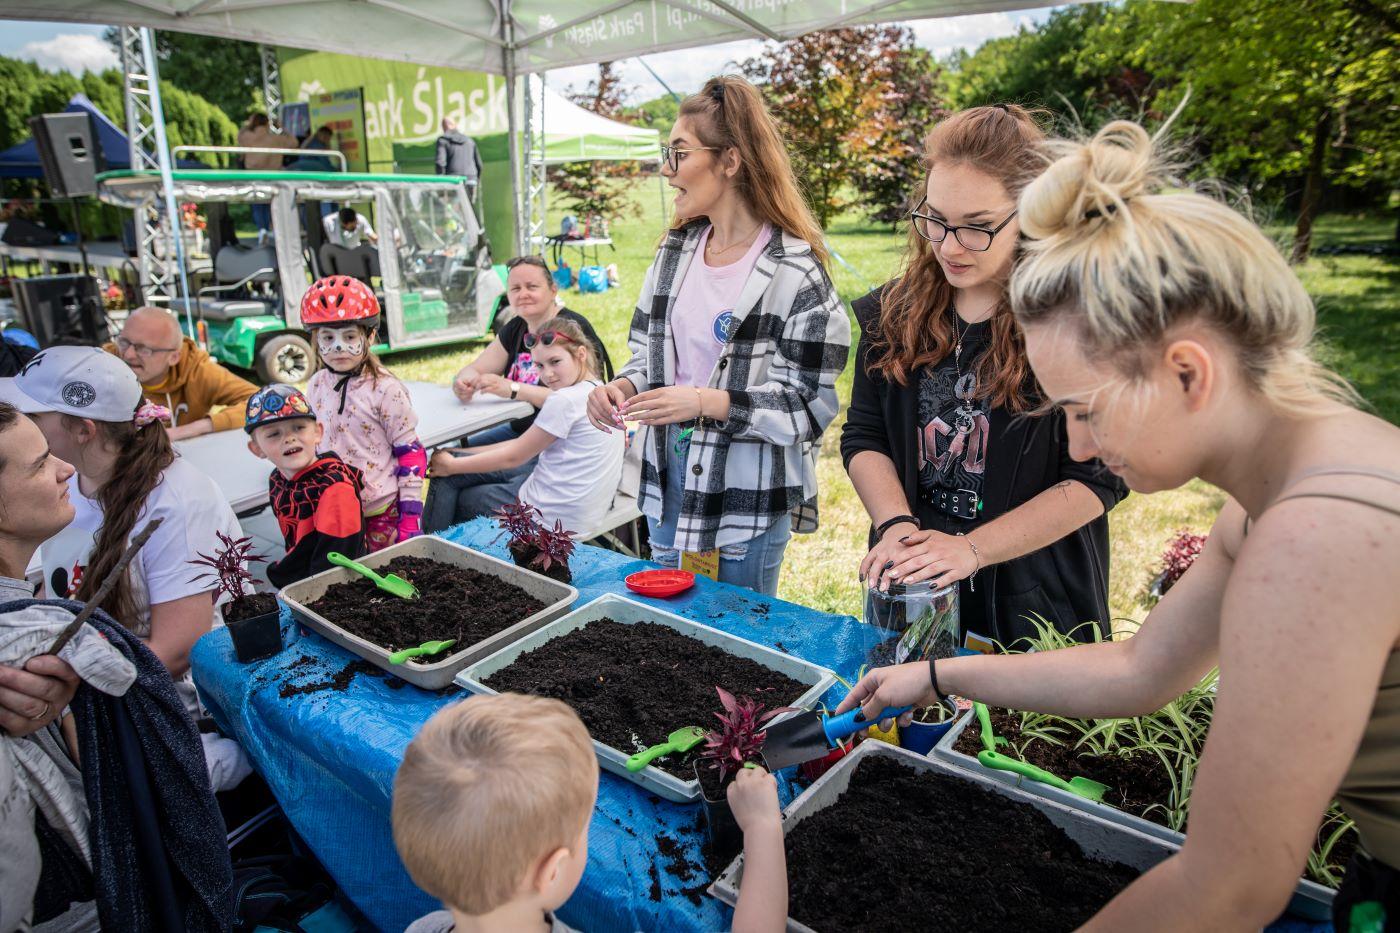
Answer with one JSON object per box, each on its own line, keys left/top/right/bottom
{"left": 323, "top": 212, "right": 376, "bottom": 248}
{"left": 671, "top": 223, "right": 771, "bottom": 388}
{"left": 518, "top": 381, "right": 625, "bottom": 535}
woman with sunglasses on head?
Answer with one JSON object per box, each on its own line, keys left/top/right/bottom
{"left": 841, "top": 104, "right": 1126, "bottom": 650}
{"left": 429, "top": 317, "right": 624, "bottom": 536}
{"left": 585, "top": 75, "right": 850, "bottom": 597}
{"left": 430, "top": 256, "right": 612, "bottom": 531}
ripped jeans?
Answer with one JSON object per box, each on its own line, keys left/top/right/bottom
{"left": 647, "top": 424, "right": 792, "bottom": 597}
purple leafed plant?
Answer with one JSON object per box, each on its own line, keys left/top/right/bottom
{"left": 492, "top": 501, "right": 545, "bottom": 548}
{"left": 1156, "top": 529, "right": 1208, "bottom": 595}
{"left": 188, "top": 531, "right": 265, "bottom": 603}
{"left": 531, "top": 519, "right": 577, "bottom": 572}
{"left": 700, "top": 686, "right": 798, "bottom": 779}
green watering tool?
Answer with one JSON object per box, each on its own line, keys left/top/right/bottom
{"left": 972, "top": 702, "right": 1109, "bottom": 802}
{"left": 327, "top": 552, "right": 419, "bottom": 600}
{"left": 625, "top": 726, "right": 707, "bottom": 772}
{"left": 388, "top": 640, "right": 456, "bottom": 664}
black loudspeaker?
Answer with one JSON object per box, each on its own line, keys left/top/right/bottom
{"left": 0, "top": 217, "right": 58, "bottom": 247}
{"left": 27, "top": 112, "right": 105, "bottom": 198}
{"left": 12, "top": 275, "right": 109, "bottom": 348}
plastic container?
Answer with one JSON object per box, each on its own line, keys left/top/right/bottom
{"left": 862, "top": 579, "right": 959, "bottom": 668}
{"left": 625, "top": 569, "right": 695, "bottom": 598}
{"left": 455, "top": 594, "right": 837, "bottom": 803}
{"left": 278, "top": 536, "right": 577, "bottom": 690}
{"left": 932, "top": 711, "right": 1336, "bottom": 920}
{"left": 695, "top": 754, "right": 770, "bottom": 864}
{"left": 226, "top": 607, "right": 282, "bottom": 663}
{"left": 898, "top": 700, "right": 966, "bottom": 756}
{"left": 709, "top": 741, "right": 1181, "bottom": 932}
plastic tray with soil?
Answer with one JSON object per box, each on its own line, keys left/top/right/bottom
{"left": 711, "top": 742, "right": 1185, "bottom": 933}
{"left": 938, "top": 706, "right": 1342, "bottom": 918}
{"left": 278, "top": 536, "right": 577, "bottom": 690}
{"left": 456, "top": 594, "right": 837, "bottom": 802}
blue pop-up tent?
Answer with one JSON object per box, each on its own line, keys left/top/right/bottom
{"left": 0, "top": 92, "right": 204, "bottom": 179}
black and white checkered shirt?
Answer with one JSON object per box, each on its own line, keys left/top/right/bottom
{"left": 617, "top": 221, "right": 851, "bottom": 553}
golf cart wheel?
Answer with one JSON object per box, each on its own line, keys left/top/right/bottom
{"left": 257, "top": 333, "right": 313, "bottom": 384}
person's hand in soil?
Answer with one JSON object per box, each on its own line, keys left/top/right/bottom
{"left": 0, "top": 655, "right": 78, "bottom": 738}
{"left": 834, "top": 662, "right": 937, "bottom": 729}
{"left": 428, "top": 449, "right": 467, "bottom": 478}
{"left": 880, "top": 529, "right": 980, "bottom": 591}
{"left": 586, "top": 380, "right": 634, "bottom": 432}
{"left": 476, "top": 373, "right": 513, "bottom": 399}
{"left": 859, "top": 519, "right": 921, "bottom": 590}
{"left": 729, "top": 765, "right": 788, "bottom": 933}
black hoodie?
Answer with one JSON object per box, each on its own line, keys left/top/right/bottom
{"left": 434, "top": 130, "right": 482, "bottom": 181}
{"left": 840, "top": 286, "right": 1127, "bottom": 649}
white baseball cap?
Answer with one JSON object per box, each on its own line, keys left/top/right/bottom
{"left": 0, "top": 345, "right": 143, "bottom": 422}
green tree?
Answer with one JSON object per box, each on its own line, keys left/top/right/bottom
{"left": 550, "top": 62, "right": 643, "bottom": 227}
{"left": 103, "top": 28, "right": 263, "bottom": 124}
{"left": 624, "top": 93, "right": 680, "bottom": 131}
{"left": 854, "top": 46, "right": 946, "bottom": 228}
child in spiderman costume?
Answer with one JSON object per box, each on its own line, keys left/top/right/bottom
{"left": 245, "top": 383, "right": 367, "bottom": 587}
{"left": 300, "top": 276, "right": 428, "bottom": 551}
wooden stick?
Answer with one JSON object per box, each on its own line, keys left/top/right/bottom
{"left": 45, "top": 518, "right": 164, "bottom": 656}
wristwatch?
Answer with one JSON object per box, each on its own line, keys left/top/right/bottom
{"left": 509, "top": 382, "right": 519, "bottom": 400}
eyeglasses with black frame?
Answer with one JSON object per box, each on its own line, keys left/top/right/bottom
{"left": 660, "top": 143, "right": 720, "bottom": 173}
{"left": 114, "top": 335, "right": 181, "bottom": 359}
{"left": 909, "top": 200, "right": 1019, "bottom": 251}
{"left": 522, "top": 330, "right": 577, "bottom": 350}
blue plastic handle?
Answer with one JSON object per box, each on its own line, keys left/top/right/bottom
{"left": 822, "top": 706, "right": 912, "bottom": 745}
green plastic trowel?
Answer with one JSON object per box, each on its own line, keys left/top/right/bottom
{"left": 625, "top": 726, "right": 707, "bottom": 772}
{"left": 973, "top": 702, "right": 1109, "bottom": 802}
{"left": 327, "top": 551, "right": 418, "bottom": 600}
{"left": 387, "top": 640, "right": 456, "bottom": 665}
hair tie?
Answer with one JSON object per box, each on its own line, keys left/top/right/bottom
{"left": 134, "top": 401, "right": 171, "bottom": 428}
{"left": 1084, "top": 201, "right": 1123, "bottom": 221}
{"left": 709, "top": 83, "right": 725, "bottom": 104}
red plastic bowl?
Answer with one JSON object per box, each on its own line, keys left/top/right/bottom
{"left": 625, "top": 569, "right": 696, "bottom": 598}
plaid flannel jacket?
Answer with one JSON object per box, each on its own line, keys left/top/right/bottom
{"left": 617, "top": 221, "right": 851, "bottom": 553}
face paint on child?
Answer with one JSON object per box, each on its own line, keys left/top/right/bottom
{"left": 316, "top": 325, "right": 366, "bottom": 369}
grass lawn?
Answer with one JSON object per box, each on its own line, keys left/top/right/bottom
{"left": 390, "top": 180, "right": 1398, "bottom": 625}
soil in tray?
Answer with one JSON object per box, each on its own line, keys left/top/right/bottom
{"left": 305, "top": 556, "right": 546, "bottom": 661}
{"left": 224, "top": 592, "right": 278, "bottom": 623}
{"left": 784, "top": 754, "right": 1140, "bottom": 932}
{"left": 953, "top": 708, "right": 1176, "bottom": 825}
{"left": 481, "top": 618, "right": 807, "bottom": 779}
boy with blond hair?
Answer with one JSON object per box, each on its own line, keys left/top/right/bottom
{"left": 393, "top": 694, "right": 596, "bottom": 933}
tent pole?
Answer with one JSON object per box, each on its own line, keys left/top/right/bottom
{"left": 502, "top": 0, "right": 525, "bottom": 257}
{"left": 139, "top": 27, "right": 195, "bottom": 337}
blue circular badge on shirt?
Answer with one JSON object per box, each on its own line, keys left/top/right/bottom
{"left": 713, "top": 310, "right": 736, "bottom": 344}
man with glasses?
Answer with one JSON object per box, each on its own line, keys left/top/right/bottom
{"left": 104, "top": 307, "right": 258, "bottom": 440}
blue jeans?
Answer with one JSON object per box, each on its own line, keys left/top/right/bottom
{"left": 251, "top": 203, "right": 272, "bottom": 232}
{"left": 423, "top": 423, "right": 536, "bottom": 533}
{"left": 646, "top": 425, "right": 792, "bottom": 597}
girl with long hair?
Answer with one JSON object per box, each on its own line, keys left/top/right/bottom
{"left": 585, "top": 75, "right": 851, "bottom": 597}
{"left": 430, "top": 316, "right": 624, "bottom": 535}
{"left": 838, "top": 119, "right": 1400, "bottom": 929}
{"left": 841, "top": 104, "right": 1126, "bottom": 649}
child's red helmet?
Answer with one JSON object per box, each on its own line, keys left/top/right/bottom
{"left": 300, "top": 276, "right": 380, "bottom": 331}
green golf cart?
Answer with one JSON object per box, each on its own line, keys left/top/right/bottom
{"left": 95, "top": 169, "right": 507, "bottom": 383}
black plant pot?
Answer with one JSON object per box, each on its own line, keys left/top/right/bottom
{"left": 694, "top": 754, "right": 768, "bottom": 864}
{"left": 227, "top": 609, "right": 282, "bottom": 663}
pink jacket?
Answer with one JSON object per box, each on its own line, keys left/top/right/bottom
{"left": 307, "top": 368, "right": 424, "bottom": 514}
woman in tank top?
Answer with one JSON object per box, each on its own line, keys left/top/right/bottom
{"left": 837, "top": 118, "right": 1400, "bottom": 929}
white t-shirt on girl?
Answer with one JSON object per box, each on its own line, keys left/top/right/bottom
{"left": 670, "top": 223, "right": 771, "bottom": 389}
{"left": 518, "top": 381, "right": 625, "bottom": 535}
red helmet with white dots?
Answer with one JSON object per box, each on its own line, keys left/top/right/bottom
{"left": 300, "top": 276, "right": 380, "bottom": 332}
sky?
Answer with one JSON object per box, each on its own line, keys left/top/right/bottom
{"left": 0, "top": 8, "right": 1055, "bottom": 99}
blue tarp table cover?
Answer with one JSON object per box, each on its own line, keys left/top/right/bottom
{"left": 191, "top": 518, "right": 1330, "bottom": 933}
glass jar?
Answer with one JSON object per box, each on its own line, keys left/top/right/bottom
{"left": 863, "top": 580, "right": 960, "bottom": 668}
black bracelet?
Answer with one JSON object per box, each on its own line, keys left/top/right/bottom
{"left": 928, "top": 657, "right": 950, "bottom": 703}
{"left": 876, "top": 514, "right": 920, "bottom": 539}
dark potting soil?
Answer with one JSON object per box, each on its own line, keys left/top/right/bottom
{"left": 278, "top": 659, "right": 384, "bottom": 698}
{"left": 784, "top": 755, "right": 1140, "bottom": 932}
{"left": 481, "top": 618, "right": 807, "bottom": 779}
{"left": 306, "top": 556, "right": 546, "bottom": 660}
{"left": 224, "top": 592, "right": 279, "bottom": 623}
{"left": 953, "top": 708, "right": 1176, "bottom": 825}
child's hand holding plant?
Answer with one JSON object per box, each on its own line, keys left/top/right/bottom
{"left": 727, "top": 765, "right": 780, "bottom": 835}
{"left": 728, "top": 764, "right": 789, "bottom": 933}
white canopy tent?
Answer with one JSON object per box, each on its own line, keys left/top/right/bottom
{"left": 0, "top": 0, "right": 1085, "bottom": 298}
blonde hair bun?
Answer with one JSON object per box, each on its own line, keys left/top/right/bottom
{"left": 1021, "top": 120, "right": 1156, "bottom": 240}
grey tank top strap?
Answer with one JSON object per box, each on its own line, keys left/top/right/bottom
{"left": 1245, "top": 467, "right": 1400, "bottom": 535}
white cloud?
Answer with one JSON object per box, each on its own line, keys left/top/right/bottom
{"left": 18, "top": 33, "right": 119, "bottom": 74}
{"left": 906, "top": 10, "right": 1046, "bottom": 60}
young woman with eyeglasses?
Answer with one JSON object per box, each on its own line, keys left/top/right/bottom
{"left": 429, "top": 317, "right": 624, "bottom": 535}
{"left": 841, "top": 104, "right": 1126, "bottom": 649}
{"left": 431, "top": 256, "right": 612, "bottom": 531}
{"left": 584, "top": 75, "right": 850, "bottom": 597}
